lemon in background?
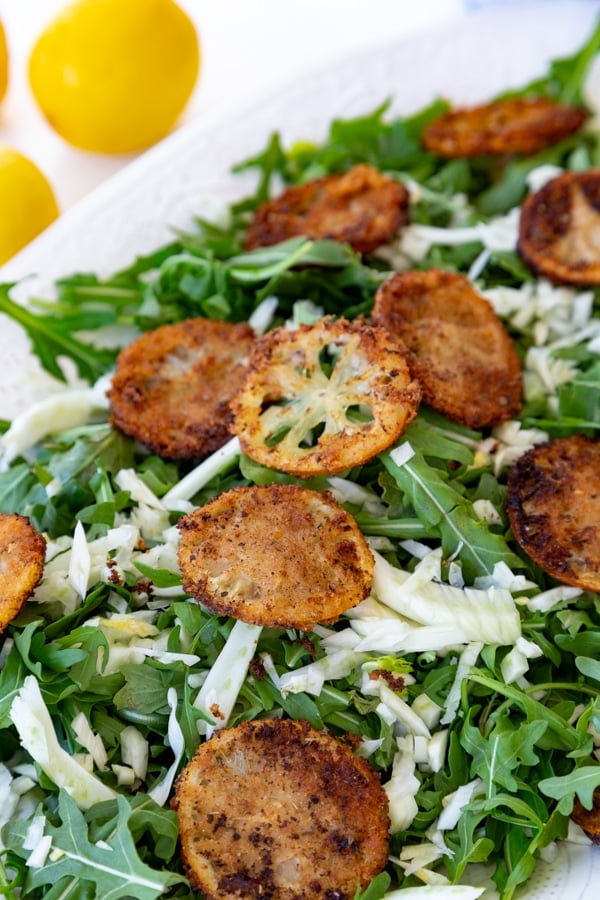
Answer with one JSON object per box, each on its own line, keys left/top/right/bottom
{"left": 28, "top": 0, "right": 200, "bottom": 154}
{"left": 0, "top": 147, "right": 59, "bottom": 265}
{"left": 0, "top": 20, "right": 8, "bottom": 105}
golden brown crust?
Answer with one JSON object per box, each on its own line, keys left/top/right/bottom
{"left": 108, "top": 317, "right": 255, "bottom": 460}
{"left": 506, "top": 434, "right": 600, "bottom": 591}
{"left": 371, "top": 269, "right": 522, "bottom": 429}
{"left": 422, "top": 97, "right": 587, "bottom": 158}
{"left": 177, "top": 483, "right": 374, "bottom": 629}
{"left": 0, "top": 513, "right": 46, "bottom": 633}
{"left": 572, "top": 788, "right": 600, "bottom": 842}
{"left": 244, "top": 163, "right": 410, "bottom": 254}
{"left": 172, "top": 718, "right": 390, "bottom": 900}
{"left": 518, "top": 170, "right": 600, "bottom": 285}
{"left": 230, "top": 317, "right": 421, "bottom": 477}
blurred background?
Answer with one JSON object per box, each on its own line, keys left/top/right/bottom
{"left": 1, "top": 0, "right": 597, "bottom": 268}
{"left": 0, "top": 0, "right": 464, "bottom": 213}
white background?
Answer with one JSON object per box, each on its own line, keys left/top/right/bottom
{"left": 0, "top": 0, "right": 464, "bottom": 213}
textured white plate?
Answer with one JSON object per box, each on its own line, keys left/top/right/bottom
{"left": 2, "top": 2, "right": 600, "bottom": 895}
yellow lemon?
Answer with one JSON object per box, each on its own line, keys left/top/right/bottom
{"left": 0, "top": 147, "right": 59, "bottom": 265}
{"left": 0, "top": 21, "right": 8, "bottom": 105}
{"left": 28, "top": 0, "right": 200, "bottom": 154}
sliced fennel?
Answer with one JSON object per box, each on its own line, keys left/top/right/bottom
{"left": 10, "top": 676, "right": 116, "bottom": 810}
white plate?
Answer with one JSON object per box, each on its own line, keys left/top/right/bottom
{"left": 2, "top": 2, "right": 600, "bottom": 896}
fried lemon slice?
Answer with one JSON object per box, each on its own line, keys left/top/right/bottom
{"left": 172, "top": 717, "right": 390, "bottom": 900}
{"left": 0, "top": 513, "right": 46, "bottom": 632}
{"left": 507, "top": 434, "right": 600, "bottom": 591}
{"left": 372, "top": 270, "right": 522, "bottom": 429}
{"left": 422, "top": 97, "right": 586, "bottom": 158}
{"left": 518, "top": 170, "right": 600, "bottom": 285}
{"left": 177, "top": 483, "right": 374, "bottom": 629}
{"left": 231, "top": 317, "right": 421, "bottom": 477}
{"left": 108, "top": 317, "right": 255, "bottom": 460}
{"left": 244, "top": 163, "right": 409, "bottom": 254}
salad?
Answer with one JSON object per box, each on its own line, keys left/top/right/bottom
{"left": 1, "top": 12, "right": 600, "bottom": 900}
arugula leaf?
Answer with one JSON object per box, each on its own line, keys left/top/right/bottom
{"left": 575, "top": 656, "right": 600, "bottom": 682}
{"left": 505, "top": 15, "right": 600, "bottom": 106}
{"left": 133, "top": 562, "right": 182, "bottom": 588}
{"left": 476, "top": 133, "right": 597, "bottom": 216}
{"left": 45, "top": 425, "right": 135, "bottom": 483}
{"left": 539, "top": 765, "right": 600, "bottom": 814}
{"left": 177, "top": 676, "right": 206, "bottom": 759}
{"left": 380, "top": 444, "right": 522, "bottom": 580}
{"left": 0, "top": 283, "right": 117, "bottom": 383}
{"left": 556, "top": 360, "right": 600, "bottom": 427}
{"left": 353, "top": 872, "right": 391, "bottom": 900}
{"left": 444, "top": 804, "right": 495, "bottom": 882}
{"left": 460, "top": 708, "right": 547, "bottom": 795}
{"left": 232, "top": 131, "right": 291, "bottom": 206}
{"left": 88, "top": 795, "right": 181, "bottom": 864}
{"left": 499, "top": 824, "right": 537, "bottom": 896}
{"left": 13, "top": 621, "right": 46, "bottom": 679}
{"left": 0, "top": 646, "right": 27, "bottom": 728}
{"left": 467, "top": 671, "right": 594, "bottom": 756}
{"left": 0, "top": 463, "right": 43, "bottom": 513}
{"left": 3, "top": 792, "right": 185, "bottom": 898}
{"left": 113, "top": 664, "right": 175, "bottom": 717}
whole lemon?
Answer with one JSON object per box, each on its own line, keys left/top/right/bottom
{"left": 28, "top": 0, "right": 200, "bottom": 154}
{"left": 0, "top": 147, "right": 59, "bottom": 265}
{"left": 0, "top": 21, "right": 8, "bottom": 105}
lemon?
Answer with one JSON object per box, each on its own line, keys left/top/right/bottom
{"left": 0, "top": 20, "right": 8, "bottom": 105}
{"left": 28, "top": 0, "right": 200, "bottom": 154}
{"left": 0, "top": 147, "right": 59, "bottom": 265}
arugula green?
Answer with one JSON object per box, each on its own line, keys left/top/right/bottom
{"left": 380, "top": 441, "right": 522, "bottom": 583}
{"left": 3, "top": 792, "right": 185, "bottom": 899}
{"left": 0, "top": 284, "right": 117, "bottom": 385}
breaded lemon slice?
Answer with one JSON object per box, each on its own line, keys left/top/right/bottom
{"left": 244, "top": 163, "right": 409, "bottom": 254}
{"left": 177, "top": 483, "right": 374, "bottom": 629}
{"left": 518, "top": 170, "right": 600, "bottom": 285}
{"left": 372, "top": 269, "right": 522, "bottom": 429}
{"left": 422, "top": 97, "right": 586, "bottom": 158}
{"left": 507, "top": 434, "right": 600, "bottom": 591}
{"left": 231, "top": 317, "right": 421, "bottom": 477}
{"left": 109, "top": 317, "right": 255, "bottom": 460}
{"left": 172, "top": 717, "right": 390, "bottom": 900}
{"left": 0, "top": 513, "right": 46, "bottom": 632}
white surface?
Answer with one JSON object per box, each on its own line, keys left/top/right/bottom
{"left": 1, "top": 2, "right": 600, "bottom": 895}
{"left": 0, "top": 0, "right": 462, "bottom": 212}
